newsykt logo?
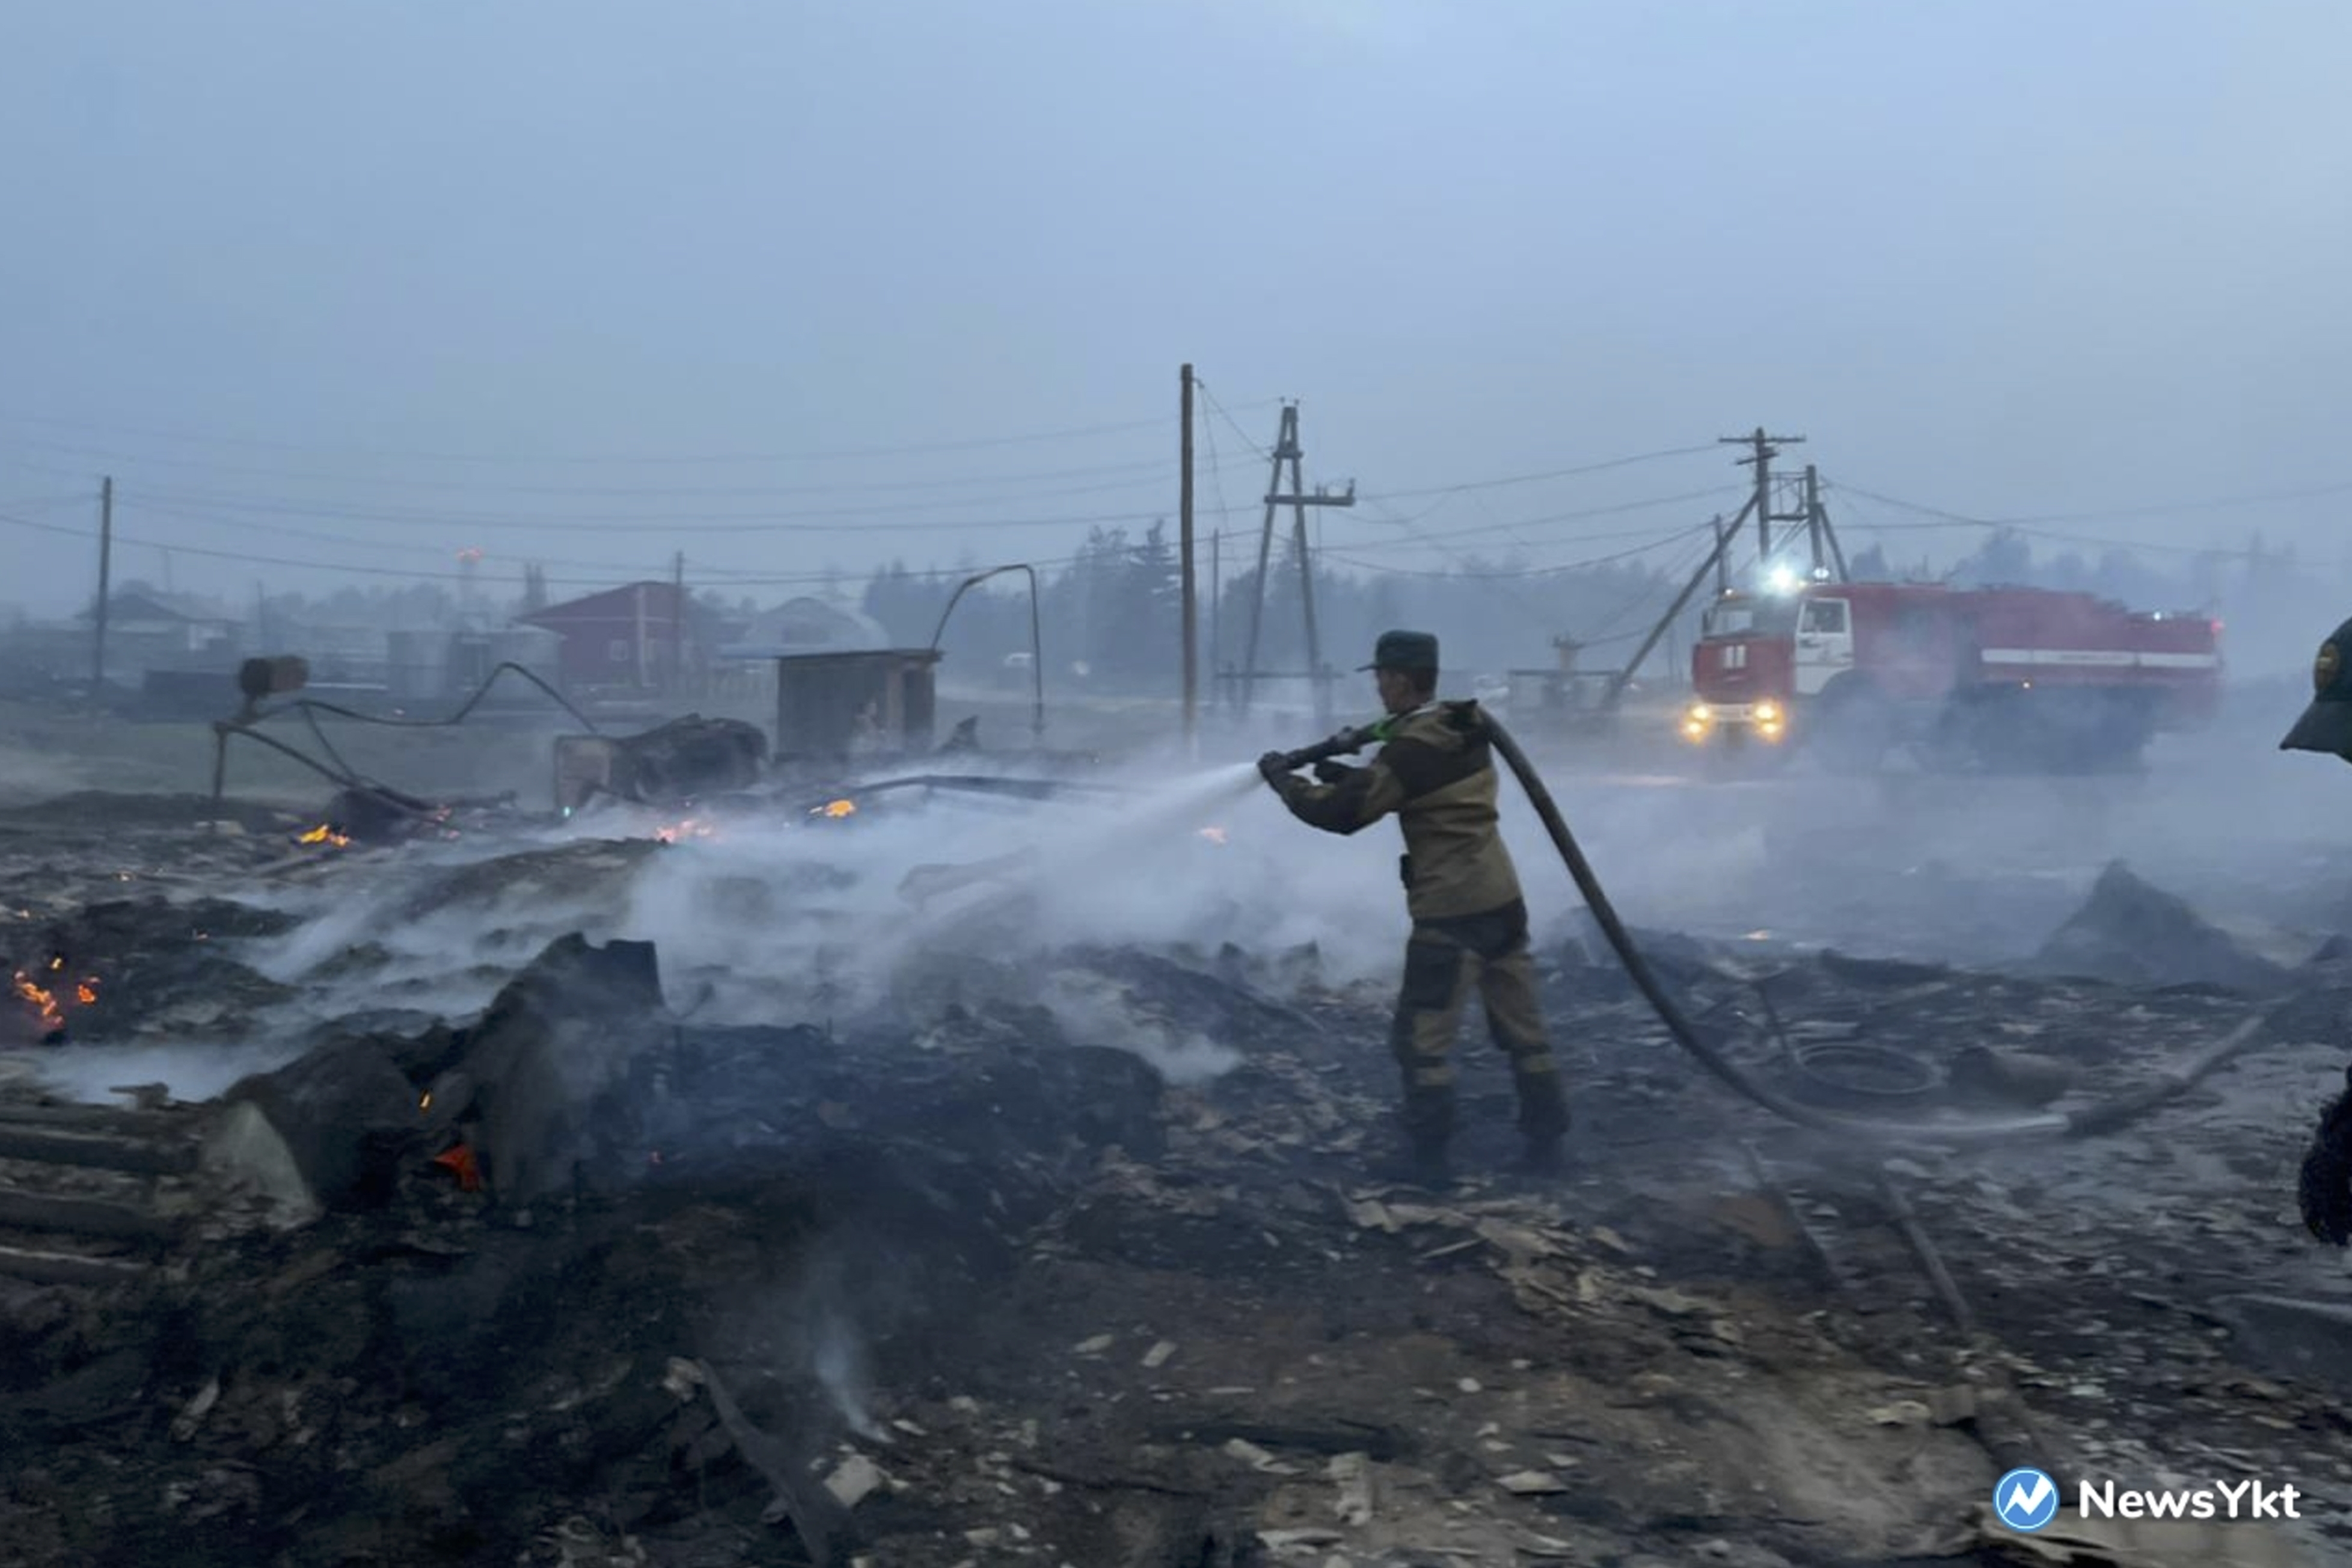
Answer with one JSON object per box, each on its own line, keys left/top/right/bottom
{"left": 1994, "top": 1468, "right": 2060, "bottom": 1532}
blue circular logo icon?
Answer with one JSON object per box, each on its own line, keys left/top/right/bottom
{"left": 1994, "top": 1467, "right": 2060, "bottom": 1532}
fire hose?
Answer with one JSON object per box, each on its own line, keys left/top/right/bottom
{"left": 1277, "top": 710, "right": 2280, "bottom": 1145}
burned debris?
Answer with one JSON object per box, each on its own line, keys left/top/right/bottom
{"left": 0, "top": 799, "right": 2342, "bottom": 1568}
{"left": 2029, "top": 860, "right": 2298, "bottom": 996}
{"left": 4, "top": 684, "right": 2352, "bottom": 1566}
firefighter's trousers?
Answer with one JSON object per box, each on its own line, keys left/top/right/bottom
{"left": 1389, "top": 898, "right": 1568, "bottom": 1150}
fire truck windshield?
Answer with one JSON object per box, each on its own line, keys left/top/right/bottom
{"left": 1702, "top": 598, "right": 1798, "bottom": 638}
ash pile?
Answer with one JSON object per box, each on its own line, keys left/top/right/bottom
{"left": 3, "top": 789, "right": 2351, "bottom": 1568}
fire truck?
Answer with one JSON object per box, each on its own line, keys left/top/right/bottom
{"left": 1680, "top": 578, "right": 2223, "bottom": 770}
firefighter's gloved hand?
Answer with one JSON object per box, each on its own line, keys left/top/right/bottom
{"left": 1312, "top": 759, "right": 1358, "bottom": 785}
{"left": 1256, "top": 752, "right": 1293, "bottom": 788}
{"left": 2298, "top": 1065, "right": 2352, "bottom": 1246}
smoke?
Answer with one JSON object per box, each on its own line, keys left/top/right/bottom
{"left": 810, "top": 1306, "right": 884, "bottom": 1442}
{"left": 29, "top": 1040, "right": 308, "bottom": 1106}
{"left": 42, "top": 678, "right": 2347, "bottom": 1112}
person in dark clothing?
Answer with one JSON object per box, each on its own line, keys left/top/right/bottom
{"left": 2283, "top": 619, "right": 2352, "bottom": 1243}
{"left": 1258, "top": 630, "right": 1570, "bottom": 1183}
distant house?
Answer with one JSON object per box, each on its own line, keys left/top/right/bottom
{"left": 717, "top": 595, "right": 890, "bottom": 659}
{"left": 73, "top": 589, "right": 242, "bottom": 684}
{"left": 518, "top": 581, "right": 706, "bottom": 691}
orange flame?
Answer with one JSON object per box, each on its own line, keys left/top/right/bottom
{"left": 298, "top": 824, "right": 352, "bottom": 848}
{"left": 810, "top": 799, "right": 857, "bottom": 819}
{"left": 11, "top": 972, "right": 63, "bottom": 1032}
{"left": 432, "top": 1143, "right": 482, "bottom": 1192}
{"left": 76, "top": 978, "right": 98, "bottom": 1006}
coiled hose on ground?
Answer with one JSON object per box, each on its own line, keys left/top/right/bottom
{"left": 1482, "top": 711, "right": 2277, "bottom": 1144}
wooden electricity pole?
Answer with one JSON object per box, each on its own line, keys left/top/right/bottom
{"left": 1239, "top": 402, "right": 1353, "bottom": 720}
{"left": 91, "top": 476, "right": 113, "bottom": 689}
{"left": 1179, "top": 363, "right": 1198, "bottom": 746}
{"left": 1720, "top": 427, "right": 1804, "bottom": 568}
{"left": 1804, "top": 465, "right": 1851, "bottom": 581}
{"left": 1210, "top": 527, "right": 1221, "bottom": 703}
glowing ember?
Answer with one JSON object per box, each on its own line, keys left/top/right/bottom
{"left": 12, "top": 953, "right": 102, "bottom": 1040}
{"left": 11, "top": 971, "right": 63, "bottom": 1034}
{"left": 655, "top": 818, "right": 717, "bottom": 844}
{"left": 1197, "top": 826, "right": 1229, "bottom": 845}
{"left": 432, "top": 1143, "right": 482, "bottom": 1192}
{"left": 298, "top": 824, "right": 352, "bottom": 847}
{"left": 810, "top": 798, "right": 857, "bottom": 819}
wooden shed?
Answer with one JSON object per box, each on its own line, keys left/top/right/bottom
{"left": 773, "top": 649, "right": 942, "bottom": 763}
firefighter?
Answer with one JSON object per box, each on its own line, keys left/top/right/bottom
{"left": 2284, "top": 619, "right": 2352, "bottom": 1243}
{"left": 1258, "top": 630, "right": 1572, "bottom": 1184}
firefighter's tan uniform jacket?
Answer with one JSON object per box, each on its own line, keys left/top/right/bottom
{"left": 1272, "top": 700, "right": 1522, "bottom": 922}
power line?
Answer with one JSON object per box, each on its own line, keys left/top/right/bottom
{"left": 1331, "top": 509, "right": 1736, "bottom": 560}
{"left": 112, "top": 501, "right": 741, "bottom": 576}
{"left": 112, "top": 489, "right": 1237, "bottom": 536}
{"left": 0, "top": 506, "right": 1112, "bottom": 590}
{"left": 1350, "top": 485, "right": 1745, "bottom": 551}
{"left": 1830, "top": 483, "right": 2286, "bottom": 559}
{"left": 16, "top": 464, "right": 1731, "bottom": 545}
{"left": 1579, "top": 527, "right": 1726, "bottom": 643}
{"left": 0, "top": 436, "right": 1214, "bottom": 498}
{"left": 1357, "top": 443, "right": 1721, "bottom": 502}
{"left": 0, "top": 402, "right": 1279, "bottom": 467}
{"left": 1833, "top": 477, "right": 2352, "bottom": 530}
{"left": 1321, "top": 520, "right": 1715, "bottom": 580}
{"left": 1196, "top": 381, "right": 1272, "bottom": 462}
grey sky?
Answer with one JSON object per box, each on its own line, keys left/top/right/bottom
{"left": 2, "top": 0, "right": 2347, "bottom": 610}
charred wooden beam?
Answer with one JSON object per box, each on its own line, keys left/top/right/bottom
{"left": 0, "top": 1124, "right": 197, "bottom": 1175}
{"left": 0, "top": 1188, "right": 179, "bottom": 1241}
{"left": 0, "top": 1242, "right": 150, "bottom": 1288}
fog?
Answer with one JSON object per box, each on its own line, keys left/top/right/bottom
{"left": 2, "top": 2, "right": 2349, "bottom": 626}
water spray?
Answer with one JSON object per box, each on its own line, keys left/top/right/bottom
{"left": 1269, "top": 708, "right": 2280, "bottom": 1145}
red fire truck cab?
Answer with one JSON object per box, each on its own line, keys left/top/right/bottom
{"left": 1683, "top": 580, "right": 2222, "bottom": 770}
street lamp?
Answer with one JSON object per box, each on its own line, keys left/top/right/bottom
{"left": 928, "top": 563, "right": 1045, "bottom": 744}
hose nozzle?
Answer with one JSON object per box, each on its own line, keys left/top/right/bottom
{"left": 1275, "top": 720, "right": 1389, "bottom": 771}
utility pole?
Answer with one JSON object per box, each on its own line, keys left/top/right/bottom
{"left": 1239, "top": 402, "right": 1355, "bottom": 720}
{"left": 1209, "top": 527, "right": 1221, "bottom": 709}
{"left": 1805, "top": 467, "right": 1852, "bottom": 581}
{"left": 1178, "top": 364, "right": 1198, "bottom": 747}
{"left": 1719, "top": 427, "right": 1804, "bottom": 568}
{"left": 91, "top": 477, "right": 113, "bottom": 690}
{"left": 1802, "top": 467, "right": 1822, "bottom": 575}
{"left": 1711, "top": 514, "right": 1729, "bottom": 597}
{"left": 670, "top": 551, "right": 686, "bottom": 696}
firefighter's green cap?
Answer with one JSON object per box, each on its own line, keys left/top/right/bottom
{"left": 2280, "top": 617, "right": 2352, "bottom": 762}
{"left": 1359, "top": 629, "right": 1439, "bottom": 674}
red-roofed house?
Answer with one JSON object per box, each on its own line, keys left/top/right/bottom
{"left": 518, "top": 581, "right": 696, "bottom": 692}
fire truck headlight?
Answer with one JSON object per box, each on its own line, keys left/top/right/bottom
{"left": 1688, "top": 703, "right": 1712, "bottom": 723}
{"left": 1754, "top": 700, "right": 1779, "bottom": 723}
{"left": 1765, "top": 564, "right": 1802, "bottom": 595}
{"left": 1759, "top": 718, "right": 1784, "bottom": 741}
